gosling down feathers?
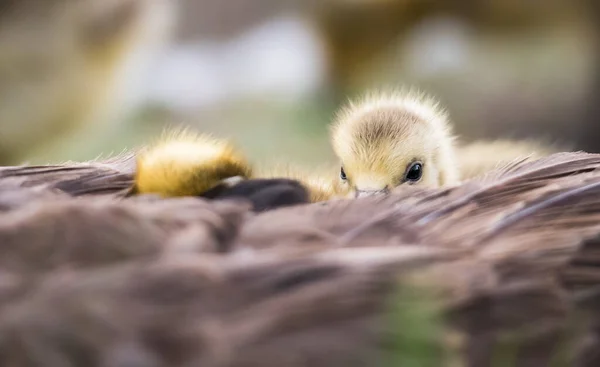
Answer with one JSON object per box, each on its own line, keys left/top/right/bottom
{"left": 1, "top": 152, "right": 600, "bottom": 366}
{"left": 0, "top": 135, "right": 311, "bottom": 212}
{"left": 330, "top": 90, "right": 460, "bottom": 197}
{"left": 0, "top": 128, "right": 341, "bottom": 208}
{"left": 134, "top": 130, "right": 252, "bottom": 197}
{"left": 0, "top": 88, "right": 563, "bottom": 207}
{"left": 330, "top": 89, "right": 559, "bottom": 197}
{"left": 135, "top": 129, "right": 349, "bottom": 202}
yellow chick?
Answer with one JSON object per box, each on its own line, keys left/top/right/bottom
{"left": 134, "top": 130, "right": 251, "bottom": 197}
{"left": 134, "top": 129, "right": 349, "bottom": 202}
{"left": 133, "top": 92, "right": 555, "bottom": 202}
{"left": 329, "top": 89, "right": 557, "bottom": 197}
{"left": 330, "top": 90, "right": 460, "bottom": 198}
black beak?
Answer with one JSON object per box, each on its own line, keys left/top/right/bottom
{"left": 354, "top": 188, "right": 389, "bottom": 198}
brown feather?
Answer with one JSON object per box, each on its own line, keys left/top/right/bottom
{"left": 0, "top": 152, "right": 600, "bottom": 365}
{"left": 0, "top": 152, "right": 136, "bottom": 197}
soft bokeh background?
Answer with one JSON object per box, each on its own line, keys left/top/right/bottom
{"left": 1, "top": 0, "right": 600, "bottom": 167}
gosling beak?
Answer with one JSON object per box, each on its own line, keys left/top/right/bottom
{"left": 354, "top": 187, "right": 389, "bottom": 198}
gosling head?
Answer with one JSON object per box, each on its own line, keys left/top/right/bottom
{"left": 330, "top": 90, "right": 460, "bottom": 198}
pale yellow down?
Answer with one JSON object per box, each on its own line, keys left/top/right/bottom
{"left": 135, "top": 89, "right": 556, "bottom": 202}
{"left": 135, "top": 130, "right": 251, "bottom": 197}
{"left": 330, "top": 89, "right": 460, "bottom": 195}
{"left": 134, "top": 130, "right": 345, "bottom": 202}
{"left": 329, "top": 89, "right": 557, "bottom": 196}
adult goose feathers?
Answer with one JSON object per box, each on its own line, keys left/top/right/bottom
{"left": 0, "top": 152, "right": 599, "bottom": 366}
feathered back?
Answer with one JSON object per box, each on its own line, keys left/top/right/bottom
{"left": 1, "top": 152, "right": 600, "bottom": 366}
{"left": 0, "top": 152, "right": 136, "bottom": 197}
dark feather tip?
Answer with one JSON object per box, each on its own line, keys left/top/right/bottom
{"left": 200, "top": 178, "right": 311, "bottom": 211}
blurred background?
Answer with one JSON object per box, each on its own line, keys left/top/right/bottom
{"left": 1, "top": 0, "right": 599, "bottom": 167}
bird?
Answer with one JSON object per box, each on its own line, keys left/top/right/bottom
{"left": 329, "top": 89, "right": 559, "bottom": 197}
{"left": 114, "top": 128, "right": 347, "bottom": 203}
{"left": 133, "top": 129, "right": 342, "bottom": 205}
{"left": 129, "top": 90, "right": 554, "bottom": 203}
{"left": 134, "top": 129, "right": 253, "bottom": 198}
{"left": 0, "top": 151, "right": 600, "bottom": 366}
{"left": 329, "top": 89, "right": 460, "bottom": 198}
{"left": 0, "top": 92, "right": 556, "bottom": 206}
{"left": 0, "top": 108, "right": 553, "bottom": 207}
{"left": 0, "top": 132, "right": 313, "bottom": 213}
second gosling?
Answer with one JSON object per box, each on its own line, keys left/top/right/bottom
{"left": 330, "top": 90, "right": 460, "bottom": 198}
{"left": 330, "top": 89, "right": 556, "bottom": 197}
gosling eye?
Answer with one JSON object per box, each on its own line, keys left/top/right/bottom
{"left": 340, "top": 166, "right": 347, "bottom": 181}
{"left": 404, "top": 162, "right": 423, "bottom": 183}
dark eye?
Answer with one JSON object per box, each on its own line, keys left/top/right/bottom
{"left": 340, "top": 166, "right": 347, "bottom": 180}
{"left": 404, "top": 162, "right": 423, "bottom": 182}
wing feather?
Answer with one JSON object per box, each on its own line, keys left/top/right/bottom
{"left": 0, "top": 153, "right": 136, "bottom": 197}
{"left": 1, "top": 152, "right": 600, "bottom": 365}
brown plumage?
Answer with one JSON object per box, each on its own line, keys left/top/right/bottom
{"left": 456, "top": 138, "right": 561, "bottom": 180}
{"left": 0, "top": 152, "right": 137, "bottom": 198}
{"left": 0, "top": 152, "right": 600, "bottom": 365}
